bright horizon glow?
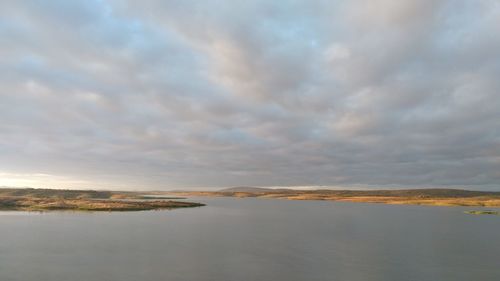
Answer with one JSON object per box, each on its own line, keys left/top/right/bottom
{"left": 0, "top": 171, "right": 493, "bottom": 192}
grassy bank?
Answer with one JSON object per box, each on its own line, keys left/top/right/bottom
{"left": 0, "top": 188, "right": 204, "bottom": 212}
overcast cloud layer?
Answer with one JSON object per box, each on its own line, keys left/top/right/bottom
{"left": 1, "top": 0, "right": 499, "bottom": 190}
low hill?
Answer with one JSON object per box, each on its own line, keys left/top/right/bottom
{"left": 217, "top": 187, "right": 500, "bottom": 197}
{"left": 301, "top": 188, "right": 500, "bottom": 198}
{"left": 218, "top": 187, "right": 292, "bottom": 193}
{"left": 0, "top": 188, "right": 113, "bottom": 199}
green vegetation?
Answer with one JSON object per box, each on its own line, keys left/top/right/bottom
{"left": 0, "top": 188, "right": 204, "bottom": 212}
{"left": 464, "top": 210, "right": 499, "bottom": 215}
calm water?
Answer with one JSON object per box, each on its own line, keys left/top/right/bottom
{"left": 0, "top": 197, "right": 499, "bottom": 281}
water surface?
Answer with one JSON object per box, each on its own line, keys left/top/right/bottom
{"left": 0, "top": 197, "right": 499, "bottom": 281}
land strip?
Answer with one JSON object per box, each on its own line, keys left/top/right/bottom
{"left": 167, "top": 188, "right": 500, "bottom": 207}
{"left": 0, "top": 188, "right": 204, "bottom": 211}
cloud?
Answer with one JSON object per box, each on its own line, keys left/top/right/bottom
{"left": 1, "top": 0, "right": 499, "bottom": 190}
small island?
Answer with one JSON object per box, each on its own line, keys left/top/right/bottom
{"left": 465, "top": 210, "right": 499, "bottom": 215}
{"left": 0, "top": 188, "right": 204, "bottom": 212}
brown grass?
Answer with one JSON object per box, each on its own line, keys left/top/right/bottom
{"left": 0, "top": 196, "right": 204, "bottom": 211}
{"left": 167, "top": 189, "right": 500, "bottom": 208}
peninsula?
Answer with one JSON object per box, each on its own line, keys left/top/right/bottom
{"left": 0, "top": 188, "right": 204, "bottom": 211}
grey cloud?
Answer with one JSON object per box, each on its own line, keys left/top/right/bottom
{"left": 0, "top": 0, "right": 499, "bottom": 190}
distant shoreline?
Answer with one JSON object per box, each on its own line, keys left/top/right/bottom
{"left": 166, "top": 188, "right": 500, "bottom": 208}
{"left": 2, "top": 187, "right": 499, "bottom": 210}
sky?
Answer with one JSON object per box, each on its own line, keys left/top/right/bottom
{"left": 1, "top": 0, "right": 499, "bottom": 191}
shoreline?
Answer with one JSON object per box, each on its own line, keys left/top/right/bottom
{"left": 0, "top": 197, "right": 204, "bottom": 212}
{"left": 0, "top": 188, "right": 204, "bottom": 212}
{"left": 166, "top": 189, "right": 500, "bottom": 208}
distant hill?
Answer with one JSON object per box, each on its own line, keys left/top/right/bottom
{"left": 305, "top": 188, "right": 500, "bottom": 198}
{"left": 0, "top": 188, "right": 113, "bottom": 199}
{"left": 219, "top": 187, "right": 285, "bottom": 193}
{"left": 217, "top": 187, "right": 500, "bottom": 197}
